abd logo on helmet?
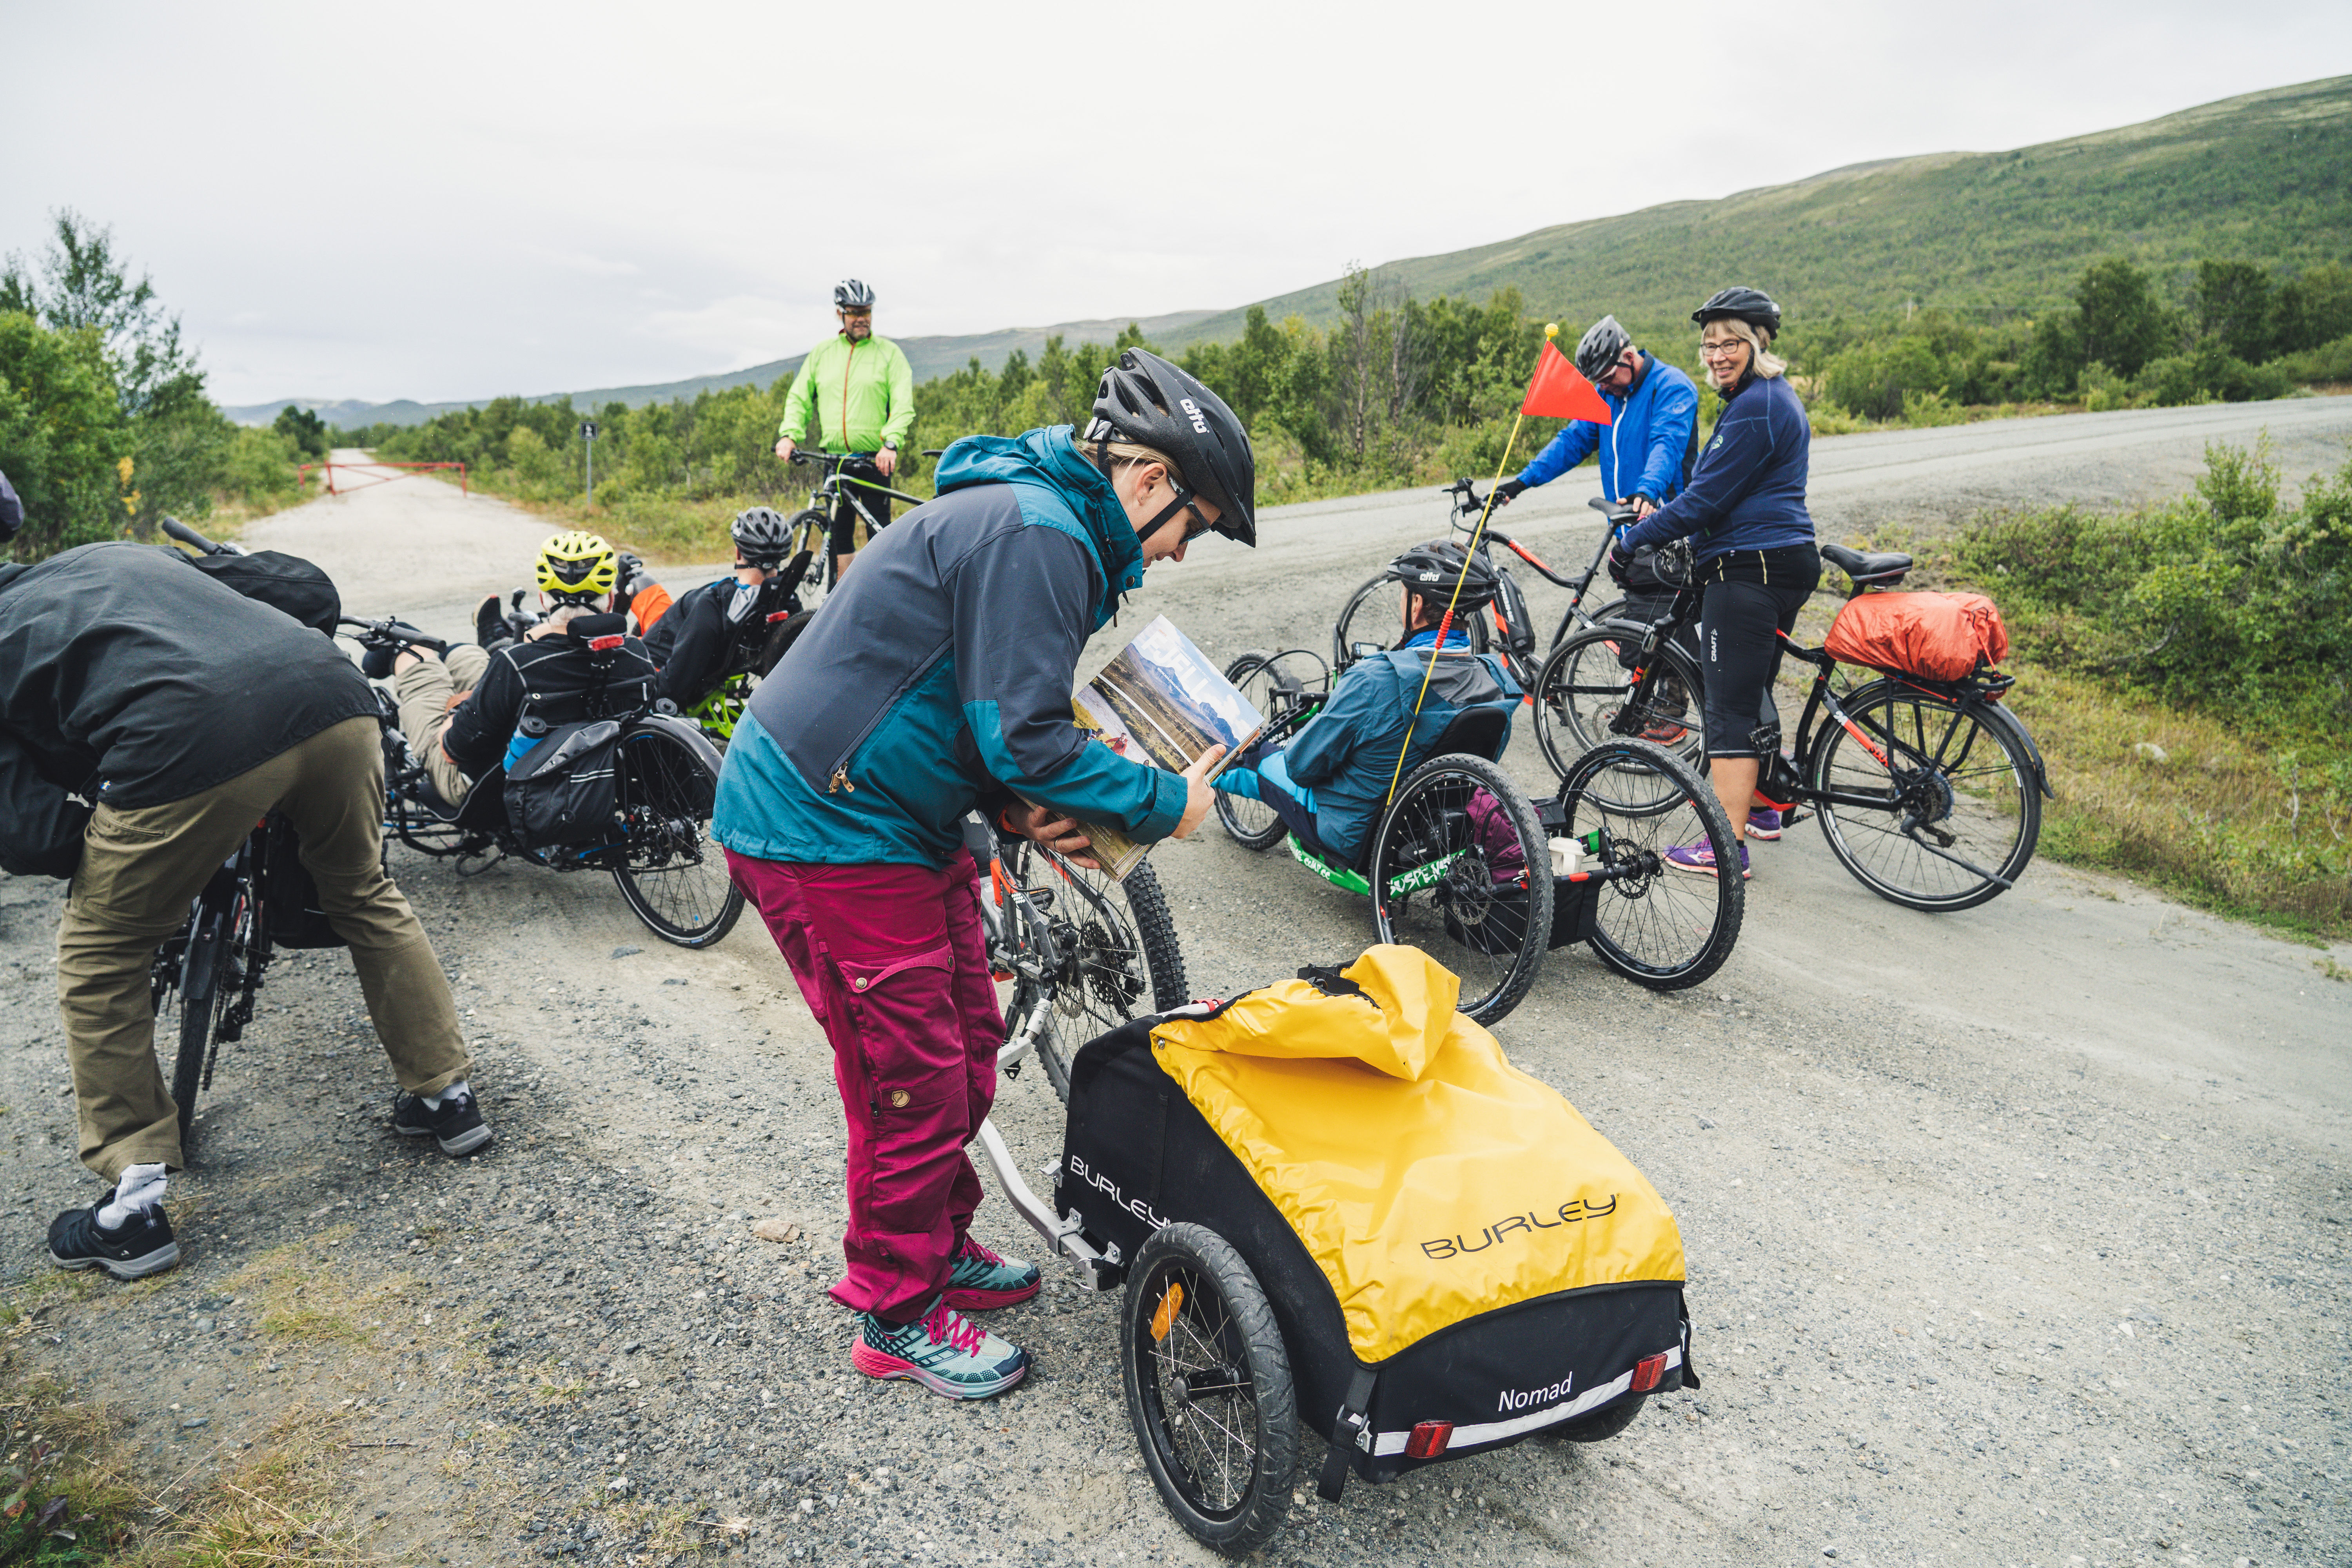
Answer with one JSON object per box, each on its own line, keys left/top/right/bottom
{"left": 1179, "top": 397, "right": 1210, "bottom": 436}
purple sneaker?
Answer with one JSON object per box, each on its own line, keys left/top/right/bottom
{"left": 1665, "top": 842, "right": 1750, "bottom": 880}
{"left": 1745, "top": 808, "right": 1784, "bottom": 840}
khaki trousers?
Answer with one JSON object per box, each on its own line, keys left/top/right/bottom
{"left": 58, "top": 715, "right": 470, "bottom": 1179}
{"left": 391, "top": 644, "right": 489, "bottom": 804}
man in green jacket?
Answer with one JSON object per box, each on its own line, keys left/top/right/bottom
{"left": 773, "top": 279, "right": 916, "bottom": 582}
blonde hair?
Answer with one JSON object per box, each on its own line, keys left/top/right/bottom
{"left": 1701, "top": 317, "right": 1787, "bottom": 385}
{"left": 1085, "top": 436, "right": 1188, "bottom": 492}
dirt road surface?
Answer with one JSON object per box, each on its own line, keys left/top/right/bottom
{"left": 4, "top": 402, "right": 2348, "bottom": 1566}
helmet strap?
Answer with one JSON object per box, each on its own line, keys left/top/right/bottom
{"left": 1142, "top": 484, "right": 1194, "bottom": 537}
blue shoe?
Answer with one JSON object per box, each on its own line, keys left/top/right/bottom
{"left": 944, "top": 1234, "right": 1041, "bottom": 1310}
{"left": 851, "top": 1296, "right": 1031, "bottom": 1400}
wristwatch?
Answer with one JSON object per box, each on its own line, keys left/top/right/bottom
{"left": 881, "top": 438, "right": 900, "bottom": 452}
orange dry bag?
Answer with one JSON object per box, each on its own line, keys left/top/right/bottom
{"left": 1823, "top": 592, "right": 2009, "bottom": 681}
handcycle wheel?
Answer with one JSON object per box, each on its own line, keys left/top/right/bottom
{"left": 1555, "top": 739, "right": 1743, "bottom": 990}
{"left": 1331, "top": 573, "right": 1488, "bottom": 669}
{"left": 1001, "top": 847, "right": 1186, "bottom": 1102}
{"left": 1811, "top": 680, "right": 2040, "bottom": 911}
{"left": 784, "top": 508, "right": 831, "bottom": 604}
{"left": 610, "top": 719, "right": 744, "bottom": 947}
{"left": 1213, "top": 650, "right": 1292, "bottom": 851}
{"left": 1370, "top": 752, "right": 1550, "bottom": 1025}
{"left": 1534, "top": 628, "right": 1707, "bottom": 808}
{"left": 1122, "top": 1223, "right": 1297, "bottom": 1556}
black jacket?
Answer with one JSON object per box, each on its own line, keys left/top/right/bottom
{"left": 441, "top": 614, "right": 658, "bottom": 779}
{"left": 643, "top": 575, "right": 791, "bottom": 710}
{"left": 0, "top": 542, "right": 375, "bottom": 812}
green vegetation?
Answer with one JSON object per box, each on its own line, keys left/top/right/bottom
{"left": 1, "top": 212, "right": 307, "bottom": 562}
{"left": 1941, "top": 442, "right": 2351, "bottom": 933}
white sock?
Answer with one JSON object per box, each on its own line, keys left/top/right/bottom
{"left": 423, "top": 1078, "right": 472, "bottom": 1110}
{"left": 99, "top": 1163, "right": 167, "bottom": 1229}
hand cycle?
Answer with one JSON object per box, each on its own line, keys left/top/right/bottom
{"left": 672, "top": 549, "right": 818, "bottom": 748}
{"left": 336, "top": 616, "right": 746, "bottom": 946}
{"left": 1539, "top": 529, "right": 2055, "bottom": 910}
{"left": 782, "top": 450, "right": 929, "bottom": 604}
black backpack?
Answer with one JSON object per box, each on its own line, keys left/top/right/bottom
{"left": 504, "top": 719, "right": 622, "bottom": 846}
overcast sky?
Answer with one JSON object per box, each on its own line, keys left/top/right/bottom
{"left": 5, "top": 1, "right": 2347, "bottom": 407}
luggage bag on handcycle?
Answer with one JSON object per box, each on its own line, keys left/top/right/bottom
{"left": 1058, "top": 946, "right": 1693, "bottom": 1494}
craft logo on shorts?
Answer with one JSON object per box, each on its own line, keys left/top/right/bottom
{"left": 1497, "top": 1371, "right": 1573, "bottom": 1414}
{"left": 1065, "top": 1154, "right": 1169, "bottom": 1230}
{"left": 1420, "top": 1194, "right": 1618, "bottom": 1259}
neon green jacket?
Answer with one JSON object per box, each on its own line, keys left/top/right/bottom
{"left": 780, "top": 333, "right": 916, "bottom": 452}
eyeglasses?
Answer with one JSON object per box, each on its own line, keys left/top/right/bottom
{"left": 1699, "top": 340, "right": 1749, "bottom": 359}
{"left": 1154, "top": 477, "right": 1219, "bottom": 543}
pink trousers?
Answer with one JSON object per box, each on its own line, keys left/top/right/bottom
{"left": 727, "top": 851, "right": 1002, "bottom": 1322}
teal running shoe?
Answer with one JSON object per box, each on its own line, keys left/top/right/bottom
{"left": 944, "top": 1234, "right": 1042, "bottom": 1310}
{"left": 850, "top": 1296, "right": 1031, "bottom": 1399}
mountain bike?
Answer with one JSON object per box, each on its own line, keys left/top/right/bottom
{"left": 1539, "top": 542, "right": 2054, "bottom": 911}
{"left": 783, "top": 450, "right": 929, "bottom": 603}
{"left": 961, "top": 814, "right": 1187, "bottom": 1103}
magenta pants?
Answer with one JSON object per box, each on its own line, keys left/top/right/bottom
{"left": 726, "top": 851, "right": 1004, "bottom": 1322}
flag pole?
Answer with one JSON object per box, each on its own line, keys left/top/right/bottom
{"left": 1376, "top": 322, "right": 1559, "bottom": 816}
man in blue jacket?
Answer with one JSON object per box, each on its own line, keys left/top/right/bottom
{"left": 1215, "top": 542, "right": 1520, "bottom": 867}
{"left": 715, "top": 350, "right": 1256, "bottom": 1405}
{"left": 1492, "top": 316, "right": 1699, "bottom": 515}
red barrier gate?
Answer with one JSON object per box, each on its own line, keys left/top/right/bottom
{"left": 298, "top": 460, "right": 468, "bottom": 497}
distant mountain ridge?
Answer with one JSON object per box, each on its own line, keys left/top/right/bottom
{"left": 230, "top": 75, "right": 2350, "bottom": 428}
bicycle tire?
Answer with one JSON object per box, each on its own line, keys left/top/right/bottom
{"left": 785, "top": 508, "right": 831, "bottom": 604}
{"left": 1811, "top": 681, "right": 2040, "bottom": 912}
{"left": 1534, "top": 627, "right": 1707, "bottom": 805}
{"left": 1011, "top": 850, "right": 1187, "bottom": 1104}
{"left": 610, "top": 718, "right": 744, "bottom": 947}
{"left": 1213, "top": 652, "right": 1289, "bottom": 851}
{"left": 168, "top": 906, "right": 230, "bottom": 1147}
{"left": 1555, "top": 739, "right": 1743, "bottom": 991}
{"left": 1332, "top": 573, "right": 1488, "bottom": 670}
{"left": 1370, "top": 752, "right": 1550, "bottom": 1025}
{"left": 1122, "top": 1223, "right": 1297, "bottom": 1555}
{"left": 1547, "top": 1394, "right": 1645, "bottom": 1444}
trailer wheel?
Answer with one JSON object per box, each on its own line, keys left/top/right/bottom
{"left": 1547, "top": 1393, "right": 1645, "bottom": 1443}
{"left": 1121, "top": 1223, "right": 1297, "bottom": 1555}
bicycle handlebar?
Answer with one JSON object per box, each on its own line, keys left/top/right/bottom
{"left": 161, "top": 516, "right": 242, "bottom": 556}
{"left": 336, "top": 614, "right": 450, "bottom": 655}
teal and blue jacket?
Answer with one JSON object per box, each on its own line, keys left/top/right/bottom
{"left": 713, "top": 426, "right": 1186, "bottom": 867}
{"left": 1514, "top": 352, "right": 1700, "bottom": 504}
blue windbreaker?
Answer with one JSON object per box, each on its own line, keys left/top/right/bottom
{"left": 1513, "top": 352, "right": 1700, "bottom": 503}
{"left": 1620, "top": 371, "right": 1815, "bottom": 562}
{"left": 712, "top": 426, "right": 1186, "bottom": 867}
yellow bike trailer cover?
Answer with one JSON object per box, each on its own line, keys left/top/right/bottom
{"left": 1055, "top": 946, "right": 1695, "bottom": 1486}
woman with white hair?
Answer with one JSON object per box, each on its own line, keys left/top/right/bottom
{"left": 1608, "top": 286, "right": 1821, "bottom": 878}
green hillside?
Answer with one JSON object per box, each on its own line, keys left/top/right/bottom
{"left": 1162, "top": 75, "right": 2352, "bottom": 351}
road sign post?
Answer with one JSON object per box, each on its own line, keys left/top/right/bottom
{"left": 581, "top": 420, "right": 599, "bottom": 508}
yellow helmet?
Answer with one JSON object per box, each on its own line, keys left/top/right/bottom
{"left": 535, "top": 530, "right": 619, "bottom": 603}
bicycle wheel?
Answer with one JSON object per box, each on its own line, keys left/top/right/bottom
{"left": 1214, "top": 652, "right": 1290, "bottom": 851}
{"left": 1555, "top": 739, "right": 1743, "bottom": 990}
{"left": 999, "top": 846, "right": 1186, "bottom": 1102}
{"left": 1534, "top": 628, "right": 1707, "bottom": 808}
{"left": 165, "top": 901, "right": 233, "bottom": 1147}
{"left": 1122, "top": 1223, "right": 1297, "bottom": 1555}
{"left": 1332, "top": 574, "right": 1487, "bottom": 668}
{"left": 1811, "top": 681, "right": 2040, "bottom": 911}
{"left": 785, "top": 508, "right": 831, "bottom": 604}
{"left": 1370, "top": 753, "right": 1550, "bottom": 1025}
{"left": 610, "top": 718, "right": 744, "bottom": 947}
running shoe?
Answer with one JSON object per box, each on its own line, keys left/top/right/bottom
{"left": 392, "top": 1085, "right": 494, "bottom": 1156}
{"left": 943, "top": 1234, "right": 1041, "bottom": 1310}
{"left": 1640, "top": 718, "right": 1691, "bottom": 745}
{"left": 1745, "top": 808, "right": 1784, "bottom": 840}
{"left": 48, "top": 1192, "right": 180, "bottom": 1280}
{"left": 851, "top": 1296, "right": 1031, "bottom": 1399}
{"left": 1665, "top": 842, "right": 1750, "bottom": 880}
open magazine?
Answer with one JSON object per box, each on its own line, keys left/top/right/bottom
{"left": 1057, "top": 615, "right": 1266, "bottom": 880}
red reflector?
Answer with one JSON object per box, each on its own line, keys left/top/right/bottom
{"left": 1631, "top": 1352, "right": 1668, "bottom": 1393}
{"left": 766, "top": 609, "right": 793, "bottom": 623}
{"left": 588, "top": 634, "right": 625, "bottom": 651}
{"left": 1404, "top": 1420, "right": 1453, "bottom": 1459}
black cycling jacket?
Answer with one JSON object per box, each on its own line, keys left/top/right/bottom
{"left": 0, "top": 542, "right": 376, "bottom": 809}
{"left": 441, "top": 615, "right": 659, "bottom": 780}
{"left": 643, "top": 575, "right": 789, "bottom": 710}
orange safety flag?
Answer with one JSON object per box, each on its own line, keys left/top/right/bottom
{"left": 1521, "top": 340, "right": 1613, "bottom": 424}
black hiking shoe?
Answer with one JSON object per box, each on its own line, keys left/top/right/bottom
{"left": 49, "top": 1192, "right": 180, "bottom": 1280}
{"left": 392, "top": 1087, "right": 493, "bottom": 1156}
{"left": 474, "top": 593, "right": 507, "bottom": 650}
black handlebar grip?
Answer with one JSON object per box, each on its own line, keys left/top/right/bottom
{"left": 160, "top": 515, "right": 223, "bottom": 554}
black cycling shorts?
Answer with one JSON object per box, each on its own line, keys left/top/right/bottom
{"left": 829, "top": 459, "right": 892, "bottom": 557}
{"left": 1697, "top": 544, "right": 1820, "bottom": 759}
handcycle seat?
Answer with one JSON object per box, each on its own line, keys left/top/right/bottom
{"left": 1820, "top": 543, "right": 1914, "bottom": 586}
{"left": 1422, "top": 705, "right": 1508, "bottom": 766}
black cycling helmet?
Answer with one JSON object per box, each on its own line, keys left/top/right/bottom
{"left": 833, "top": 279, "right": 876, "bottom": 310}
{"left": 1085, "top": 348, "right": 1257, "bottom": 547}
{"left": 1692, "top": 285, "right": 1782, "bottom": 339}
{"left": 1390, "top": 539, "right": 1500, "bottom": 615}
{"left": 731, "top": 506, "right": 793, "bottom": 567}
{"left": 1576, "top": 315, "right": 1632, "bottom": 383}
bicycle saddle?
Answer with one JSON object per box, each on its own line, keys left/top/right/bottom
{"left": 1820, "top": 543, "right": 1914, "bottom": 585}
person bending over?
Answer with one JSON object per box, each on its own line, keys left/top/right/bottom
{"left": 1215, "top": 541, "right": 1521, "bottom": 867}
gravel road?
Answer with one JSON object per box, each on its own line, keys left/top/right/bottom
{"left": 4, "top": 402, "right": 2348, "bottom": 1567}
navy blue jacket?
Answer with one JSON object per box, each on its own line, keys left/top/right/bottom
{"left": 1621, "top": 372, "right": 1815, "bottom": 561}
{"left": 713, "top": 426, "right": 1184, "bottom": 867}
{"left": 1514, "top": 353, "right": 1700, "bottom": 503}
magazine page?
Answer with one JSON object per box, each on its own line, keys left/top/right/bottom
{"left": 1061, "top": 616, "right": 1266, "bottom": 880}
